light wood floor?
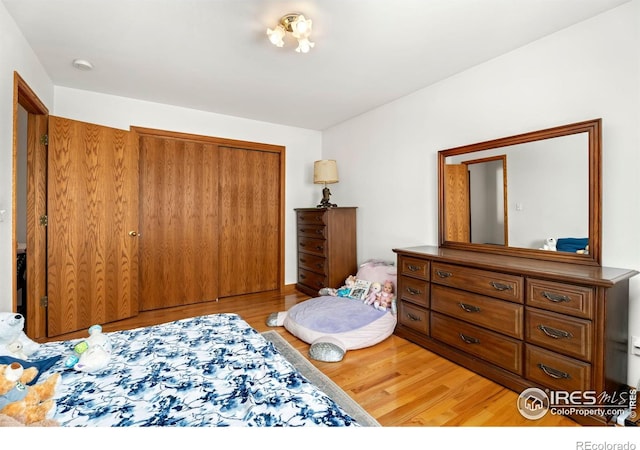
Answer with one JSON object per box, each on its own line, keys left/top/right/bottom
{"left": 43, "top": 288, "right": 578, "bottom": 427}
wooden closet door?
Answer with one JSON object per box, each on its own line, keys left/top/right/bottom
{"left": 218, "top": 146, "right": 281, "bottom": 296}
{"left": 138, "top": 136, "right": 219, "bottom": 310}
{"left": 47, "top": 116, "right": 139, "bottom": 336}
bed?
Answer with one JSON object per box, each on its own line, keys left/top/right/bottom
{"left": 28, "top": 313, "right": 362, "bottom": 427}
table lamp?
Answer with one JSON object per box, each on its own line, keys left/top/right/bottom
{"left": 314, "top": 160, "right": 338, "bottom": 208}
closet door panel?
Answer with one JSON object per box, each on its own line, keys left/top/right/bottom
{"left": 47, "top": 116, "right": 139, "bottom": 336}
{"left": 218, "top": 147, "right": 280, "bottom": 296}
{"left": 139, "top": 136, "right": 219, "bottom": 310}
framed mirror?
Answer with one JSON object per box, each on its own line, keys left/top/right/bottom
{"left": 438, "top": 118, "right": 601, "bottom": 266}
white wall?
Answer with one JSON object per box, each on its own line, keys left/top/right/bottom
{"left": 0, "top": 2, "right": 54, "bottom": 313}
{"left": 323, "top": 1, "right": 640, "bottom": 384}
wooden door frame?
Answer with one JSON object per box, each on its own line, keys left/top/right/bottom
{"left": 13, "top": 72, "right": 49, "bottom": 338}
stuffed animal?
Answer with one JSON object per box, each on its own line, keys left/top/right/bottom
{"left": 541, "top": 237, "right": 557, "bottom": 251}
{"left": 364, "top": 282, "right": 381, "bottom": 305}
{"left": 0, "top": 313, "right": 40, "bottom": 359}
{"left": 0, "top": 362, "right": 60, "bottom": 425}
{"left": 64, "top": 324, "right": 112, "bottom": 373}
{"left": 375, "top": 280, "right": 395, "bottom": 311}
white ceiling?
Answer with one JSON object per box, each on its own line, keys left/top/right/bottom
{"left": 3, "top": 0, "right": 629, "bottom": 130}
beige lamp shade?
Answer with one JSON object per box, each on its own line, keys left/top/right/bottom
{"left": 313, "top": 160, "right": 339, "bottom": 184}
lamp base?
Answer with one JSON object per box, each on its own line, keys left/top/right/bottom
{"left": 317, "top": 200, "right": 337, "bottom": 208}
{"left": 316, "top": 186, "right": 337, "bottom": 208}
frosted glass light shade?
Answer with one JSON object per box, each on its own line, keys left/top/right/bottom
{"left": 314, "top": 160, "right": 338, "bottom": 184}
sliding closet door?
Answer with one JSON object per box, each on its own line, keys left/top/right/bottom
{"left": 138, "top": 136, "right": 219, "bottom": 310}
{"left": 47, "top": 116, "right": 139, "bottom": 336}
{"left": 218, "top": 146, "right": 281, "bottom": 297}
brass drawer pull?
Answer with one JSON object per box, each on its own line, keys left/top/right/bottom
{"left": 406, "top": 287, "right": 422, "bottom": 295}
{"left": 458, "top": 302, "right": 481, "bottom": 313}
{"left": 300, "top": 273, "right": 306, "bottom": 279}
{"left": 407, "top": 264, "right": 422, "bottom": 272}
{"left": 541, "top": 291, "right": 571, "bottom": 303}
{"left": 490, "top": 281, "right": 513, "bottom": 291}
{"left": 436, "top": 270, "right": 452, "bottom": 278}
{"left": 299, "top": 257, "right": 307, "bottom": 263}
{"left": 315, "top": 263, "right": 324, "bottom": 269}
{"left": 538, "top": 363, "right": 570, "bottom": 380}
{"left": 315, "top": 245, "right": 324, "bottom": 251}
{"left": 316, "top": 229, "right": 324, "bottom": 234}
{"left": 537, "top": 324, "right": 573, "bottom": 340}
{"left": 459, "top": 333, "right": 479, "bottom": 344}
{"left": 406, "top": 313, "right": 422, "bottom": 322}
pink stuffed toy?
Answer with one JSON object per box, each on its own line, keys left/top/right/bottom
{"left": 364, "top": 282, "right": 381, "bottom": 305}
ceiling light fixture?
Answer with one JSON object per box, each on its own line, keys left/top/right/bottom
{"left": 267, "top": 13, "right": 315, "bottom": 54}
{"left": 72, "top": 59, "right": 94, "bottom": 71}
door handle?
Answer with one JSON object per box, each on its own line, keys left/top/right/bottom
{"left": 128, "top": 231, "right": 139, "bottom": 237}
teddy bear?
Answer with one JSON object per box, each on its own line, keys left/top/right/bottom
{"left": 374, "top": 280, "right": 395, "bottom": 311}
{"left": 364, "top": 282, "right": 381, "bottom": 305}
{"left": 0, "top": 313, "right": 40, "bottom": 359}
{"left": 0, "top": 362, "right": 60, "bottom": 425}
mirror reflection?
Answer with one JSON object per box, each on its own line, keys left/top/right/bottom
{"left": 445, "top": 133, "right": 588, "bottom": 251}
{"left": 438, "top": 119, "right": 601, "bottom": 266}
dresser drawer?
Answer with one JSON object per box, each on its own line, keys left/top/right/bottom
{"left": 525, "top": 308, "right": 592, "bottom": 361}
{"left": 297, "top": 236, "right": 326, "bottom": 257}
{"left": 431, "top": 284, "right": 523, "bottom": 339}
{"left": 432, "top": 262, "right": 524, "bottom": 303}
{"left": 398, "top": 301, "right": 429, "bottom": 335}
{"left": 431, "top": 312, "right": 522, "bottom": 375}
{"left": 399, "top": 256, "right": 430, "bottom": 280}
{"left": 297, "top": 223, "right": 326, "bottom": 239}
{"left": 525, "top": 344, "right": 591, "bottom": 393}
{"left": 398, "top": 276, "right": 429, "bottom": 308}
{"left": 527, "top": 279, "right": 593, "bottom": 319}
{"left": 297, "top": 253, "right": 327, "bottom": 275}
{"left": 297, "top": 210, "right": 326, "bottom": 224}
{"left": 297, "top": 268, "right": 328, "bottom": 291}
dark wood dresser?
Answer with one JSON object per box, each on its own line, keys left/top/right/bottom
{"left": 393, "top": 245, "right": 638, "bottom": 425}
{"left": 295, "top": 207, "right": 357, "bottom": 297}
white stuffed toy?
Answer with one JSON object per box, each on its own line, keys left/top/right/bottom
{"left": 64, "top": 324, "right": 112, "bottom": 373}
{"left": 541, "top": 237, "right": 557, "bottom": 251}
{"left": 0, "top": 313, "right": 40, "bottom": 359}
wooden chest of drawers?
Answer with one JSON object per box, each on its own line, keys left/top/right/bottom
{"left": 295, "top": 207, "right": 357, "bottom": 297}
{"left": 393, "top": 245, "right": 638, "bottom": 425}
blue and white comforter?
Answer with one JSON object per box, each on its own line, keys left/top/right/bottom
{"left": 32, "top": 313, "right": 360, "bottom": 427}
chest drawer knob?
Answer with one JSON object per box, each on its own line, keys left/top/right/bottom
{"left": 489, "top": 281, "right": 513, "bottom": 291}
{"left": 538, "top": 363, "right": 571, "bottom": 380}
{"left": 537, "top": 324, "right": 573, "bottom": 340}
{"left": 407, "top": 264, "right": 423, "bottom": 272}
{"left": 541, "top": 291, "right": 571, "bottom": 303}
{"left": 458, "top": 302, "right": 481, "bottom": 313}
{"left": 435, "top": 269, "right": 452, "bottom": 278}
{"left": 459, "top": 333, "right": 480, "bottom": 344}
{"left": 406, "top": 287, "right": 423, "bottom": 295}
{"left": 406, "top": 312, "right": 422, "bottom": 322}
